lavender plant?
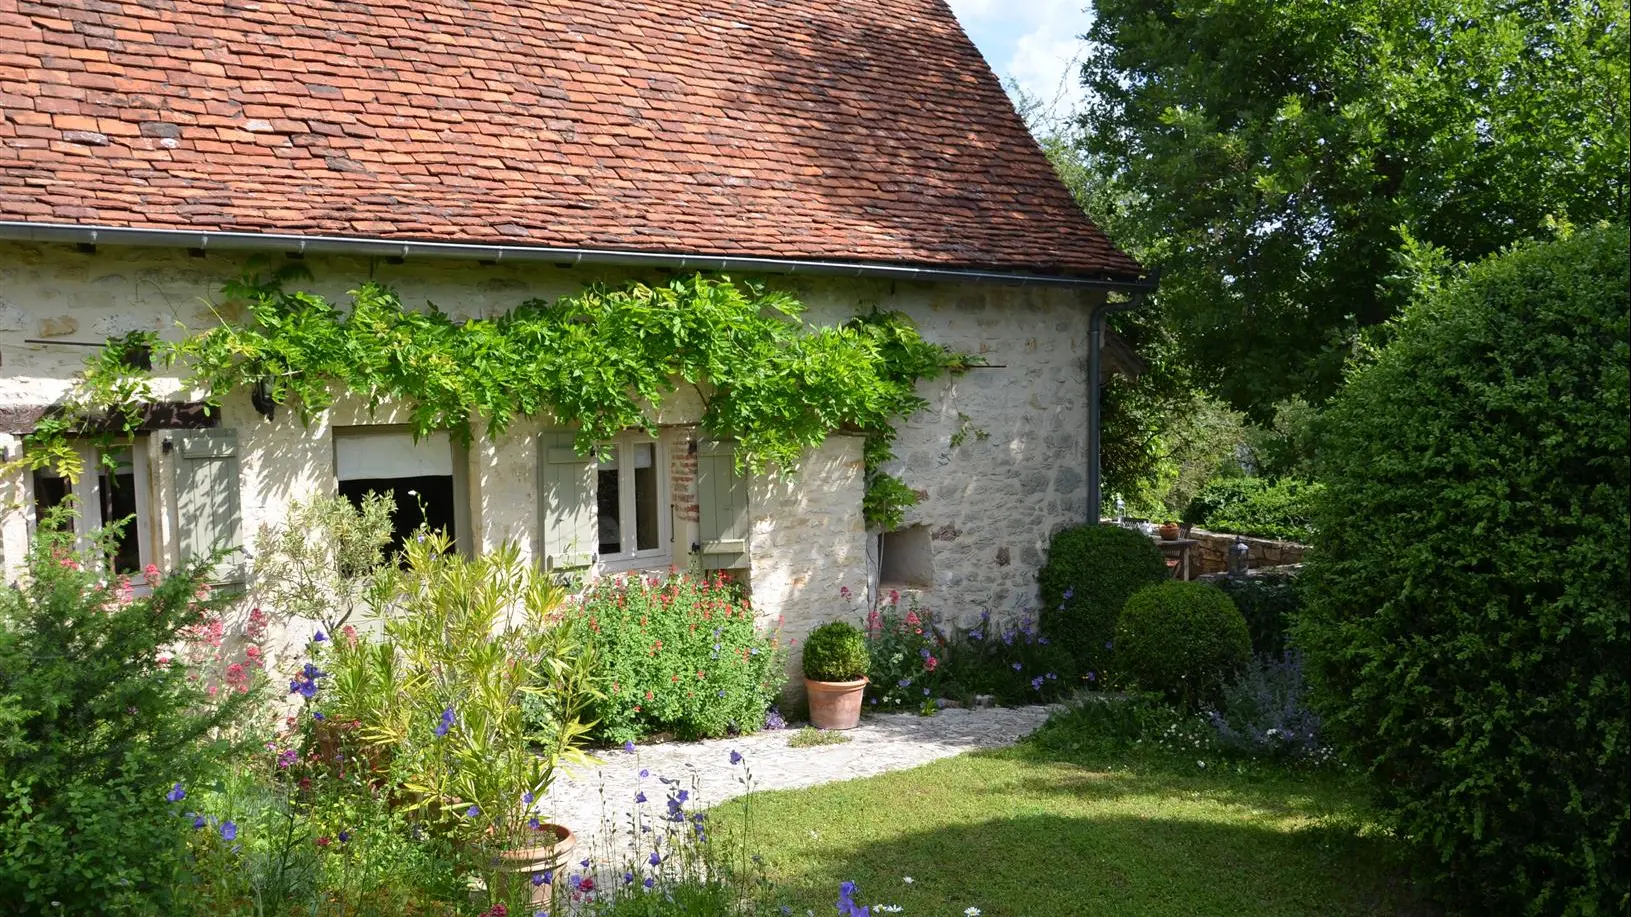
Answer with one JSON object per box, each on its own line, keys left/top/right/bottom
{"left": 1206, "top": 652, "right": 1331, "bottom": 765}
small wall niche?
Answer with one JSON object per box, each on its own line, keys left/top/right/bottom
{"left": 879, "top": 524, "right": 934, "bottom": 588}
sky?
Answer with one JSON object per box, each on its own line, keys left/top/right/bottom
{"left": 944, "top": 0, "right": 1093, "bottom": 131}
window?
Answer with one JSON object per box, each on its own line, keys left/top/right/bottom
{"left": 595, "top": 433, "right": 668, "bottom": 569}
{"left": 334, "top": 429, "right": 467, "bottom": 559}
{"left": 32, "top": 441, "right": 152, "bottom": 575}
{"left": 879, "top": 524, "right": 934, "bottom": 588}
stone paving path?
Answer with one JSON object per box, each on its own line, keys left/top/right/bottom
{"left": 541, "top": 704, "right": 1057, "bottom": 855}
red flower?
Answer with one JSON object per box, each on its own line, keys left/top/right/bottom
{"left": 316, "top": 836, "right": 331, "bottom": 847}
{"left": 578, "top": 877, "right": 595, "bottom": 892}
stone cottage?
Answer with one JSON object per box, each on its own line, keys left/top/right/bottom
{"left": 0, "top": 0, "right": 1152, "bottom": 661}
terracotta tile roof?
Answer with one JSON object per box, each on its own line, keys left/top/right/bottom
{"left": 0, "top": 0, "right": 1142, "bottom": 279}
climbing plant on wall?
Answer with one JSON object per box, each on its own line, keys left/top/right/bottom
{"left": 19, "top": 267, "right": 970, "bottom": 528}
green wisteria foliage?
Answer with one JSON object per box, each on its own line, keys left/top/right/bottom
{"left": 36, "top": 269, "right": 970, "bottom": 527}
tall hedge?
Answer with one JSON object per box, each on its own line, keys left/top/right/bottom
{"left": 1295, "top": 227, "right": 1630, "bottom": 916}
{"left": 1038, "top": 524, "right": 1169, "bottom": 679}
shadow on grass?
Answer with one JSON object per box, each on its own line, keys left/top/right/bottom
{"left": 757, "top": 812, "right": 1428, "bottom": 917}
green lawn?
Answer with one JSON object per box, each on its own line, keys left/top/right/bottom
{"left": 708, "top": 725, "right": 1424, "bottom": 917}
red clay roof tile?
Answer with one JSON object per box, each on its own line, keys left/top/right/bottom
{"left": 0, "top": 0, "right": 1141, "bottom": 279}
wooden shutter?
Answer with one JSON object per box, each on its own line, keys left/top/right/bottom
{"left": 173, "top": 430, "right": 244, "bottom": 585}
{"left": 538, "top": 430, "right": 596, "bottom": 570}
{"left": 696, "top": 440, "right": 749, "bottom": 570}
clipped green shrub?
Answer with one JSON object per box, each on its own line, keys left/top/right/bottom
{"left": 802, "top": 621, "right": 869, "bottom": 682}
{"left": 1115, "top": 582, "right": 1250, "bottom": 709}
{"left": 1214, "top": 573, "right": 1302, "bottom": 657}
{"left": 1181, "top": 476, "right": 1321, "bottom": 541}
{"left": 1296, "top": 226, "right": 1630, "bottom": 915}
{"left": 1038, "top": 524, "right": 1168, "bottom": 679}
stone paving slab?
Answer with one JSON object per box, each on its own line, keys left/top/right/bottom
{"left": 541, "top": 704, "right": 1058, "bottom": 855}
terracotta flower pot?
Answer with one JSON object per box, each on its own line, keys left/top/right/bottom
{"left": 1158, "top": 522, "right": 1181, "bottom": 541}
{"left": 805, "top": 677, "right": 868, "bottom": 730}
{"left": 488, "top": 823, "right": 575, "bottom": 907}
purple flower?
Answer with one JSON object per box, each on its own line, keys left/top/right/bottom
{"left": 765, "top": 707, "right": 787, "bottom": 730}
{"left": 624, "top": 740, "right": 637, "bottom": 753}
{"left": 312, "top": 711, "right": 325, "bottom": 721}
{"left": 166, "top": 782, "right": 186, "bottom": 803}
{"left": 522, "top": 791, "right": 534, "bottom": 805}
{"left": 219, "top": 820, "right": 238, "bottom": 841}
{"left": 579, "top": 858, "right": 590, "bottom": 868}
{"left": 968, "top": 629, "right": 983, "bottom": 641}
{"left": 644, "top": 877, "right": 655, "bottom": 889}
{"left": 639, "top": 768, "right": 649, "bottom": 779}
{"left": 313, "top": 630, "right": 327, "bottom": 643}
{"left": 635, "top": 791, "right": 647, "bottom": 804}
{"left": 648, "top": 852, "right": 661, "bottom": 867}
{"left": 434, "top": 707, "right": 455, "bottom": 738}
{"left": 529, "top": 816, "right": 542, "bottom": 830}
{"left": 1011, "top": 662, "right": 1023, "bottom": 671}
{"left": 1063, "top": 586, "right": 1075, "bottom": 601}
{"left": 1087, "top": 671, "right": 1098, "bottom": 682}
{"left": 539, "top": 869, "right": 553, "bottom": 885}
{"left": 1031, "top": 676, "right": 1045, "bottom": 690}
{"left": 918, "top": 648, "right": 930, "bottom": 658}
{"left": 464, "top": 805, "right": 480, "bottom": 818}
{"left": 532, "top": 872, "right": 548, "bottom": 887}
{"left": 192, "top": 814, "right": 206, "bottom": 829}
{"left": 897, "top": 678, "right": 912, "bottom": 688}
{"left": 302, "top": 662, "right": 325, "bottom": 680}
{"left": 624, "top": 871, "right": 634, "bottom": 885}
{"left": 338, "top": 830, "right": 350, "bottom": 843}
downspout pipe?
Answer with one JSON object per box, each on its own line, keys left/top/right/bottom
{"left": 1086, "top": 269, "right": 1159, "bottom": 526}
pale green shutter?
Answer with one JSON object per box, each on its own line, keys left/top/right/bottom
{"left": 539, "top": 430, "right": 596, "bottom": 570}
{"left": 696, "top": 440, "right": 749, "bottom": 570}
{"left": 173, "top": 430, "right": 244, "bottom": 585}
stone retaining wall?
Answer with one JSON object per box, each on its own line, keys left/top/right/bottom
{"left": 1188, "top": 527, "right": 1308, "bottom": 576}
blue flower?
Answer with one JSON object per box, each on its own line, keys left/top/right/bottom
{"left": 1031, "top": 676, "right": 1045, "bottom": 690}
{"left": 529, "top": 816, "right": 542, "bottom": 830}
{"left": 635, "top": 791, "right": 647, "bottom": 804}
{"left": 313, "top": 711, "right": 325, "bottom": 721}
{"left": 648, "top": 851, "right": 661, "bottom": 866}
{"left": 1011, "top": 662, "right": 1022, "bottom": 671}
{"left": 579, "top": 858, "right": 590, "bottom": 868}
{"left": 1046, "top": 672, "right": 1057, "bottom": 681}
{"left": 338, "top": 829, "right": 350, "bottom": 843}
{"left": 464, "top": 805, "right": 480, "bottom": 818}
{"left": 639, "top": 768, "right": 649, "bottom": 779}
{"left": 730, "top": 749, "right": 744, "bottom": 765}
{"left": 166, "top": 782, "right": 186, "bottom": 803}
{"left": 532, "top": 871, "right": 548, "bottom": 887}
{"left": 968, "top": 629, "right": 983, "bottom": 641}
{"left": 313, "top": 630, "right": 327, "bottom": 643}
{"left": 1087, "top": 671, "right": 1097, "bottom": 682}
{"left": 522, "top": 790, "right": 534, "bottom": 805}
{"left": 677, "top": 789, "right": 689, "bottom": 803}
{"left": 918, "top": 648, "right": 930, "bottom": 658}
{"left": 624, "top": 871, "right": 634, "bottom": 885}
{"left": 302, "top": 662, "right": 325, "bottom": 680}
{"left": 1063, "top": 586, "right": 1075, "bottom": 601}
{"left": 644, "top": 877, "right": 655, "bottom": 889}
{"left": 897, "top": 678, "right": 912, "bottom": 688}
{"left": 434, "top": 707, "right": 455, "bottom": 738}
{"left": 539, "top": 869, "right": 553, "bottom": 885}
{"left": 192, "top": 814, "right": 206, "bottom": 830}
{"left": 219, "top": 820, "right": 238, "bottom": 842}
{"left": 923, "top": 688, "right": 930, "bottom": 696}
{"left": 624, "top": 740, "right": 637, "bottom": 753}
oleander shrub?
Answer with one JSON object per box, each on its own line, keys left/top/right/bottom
{"left": 0, "top": 519, "right": 256, "bottom": 914}
{"left": 1213, "top": 573, "right": 1302, "bottom": 657}
{"left": 1296, "top": 226, "right": 1630, "bottom": 915}
{"left": 1115, "top": 582, "right": 1250, "bottom": 709}
{"left": 801, "top": 621, "right": 868, "bottom": 682}
{"left": 1182, "top": 476, "right": 1321, "bottom": 541}
{"left": 568, "top": 571, "right": 784, "bottom": 744}
{"left": 1038, "top": 524, "right": 1168, "bottom": 679}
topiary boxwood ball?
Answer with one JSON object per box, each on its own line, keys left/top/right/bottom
{"left": 801, "top": 621, "right": 869, "bottom": 682}
{"left": 1115, "top": 581, "right": 1250, "bottom": 709}
{"left": 1296, "top": 226, "right": 1629, "bottom": 914}
{"left": 1038, "top": 524, "right": 1169, "bottom": 679}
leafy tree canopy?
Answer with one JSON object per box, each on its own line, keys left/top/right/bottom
{"left": 1078, "top": 0, "right": 1629, "bottom": 415}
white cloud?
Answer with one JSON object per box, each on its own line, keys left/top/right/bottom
{"left": 946, "top": 0, "right": 1092, "bottom": 129}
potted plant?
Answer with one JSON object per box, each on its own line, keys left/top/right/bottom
{"left": 802, "top": 621, "right": 870, "bottom": 730}
{"left": 359, "top": 533, "right": 600, "bottom": 909}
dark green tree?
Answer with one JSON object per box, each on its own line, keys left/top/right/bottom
{"left": 1078, "top": 0, "right": 1629, "bottom": 416}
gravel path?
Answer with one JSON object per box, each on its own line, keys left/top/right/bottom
{"left": 540, "top": 705, "right": 1057, "bottom": 855}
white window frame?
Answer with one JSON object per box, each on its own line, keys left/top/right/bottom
{"left": 32, "top": 439, "right": 154, "bottom": 576}
{"left": 595, "top": 432, "right": 670, "bottom": 572}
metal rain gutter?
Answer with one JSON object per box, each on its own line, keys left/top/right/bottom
{"left": 0, "top": 221, "right": 1157, "bottom": 292}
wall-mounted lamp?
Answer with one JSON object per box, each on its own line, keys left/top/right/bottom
{"left": 687, "top": 438, "right": 698, "bottom": 455}
{"left": 250, "top": 379, "right": 276, "bottom": 422}
{"left": 161, "top": 437, "right": 174, "bottom": 455}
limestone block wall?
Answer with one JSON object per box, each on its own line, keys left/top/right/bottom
{"left": 0, "top": 240, "right": 1104, "bottom": 665}
{"left": 1187, "top": 527, "right": 1310, "bottom": 576}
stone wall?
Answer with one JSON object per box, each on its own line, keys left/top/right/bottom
{"left": 0, "top": 240, "right": 1104, "bottom": 674}
{"left": 1188, "top": 527, "right": 1309, "bottom": 576}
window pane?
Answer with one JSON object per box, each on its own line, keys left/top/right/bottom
{"left": 633, "top": 443, "right": 658, "bottom": 551}
{"left": 32, "top": 471, "right": 71, "bottom": 531}
{"left": 100, "top": 465, "right": 141, "bottom": 575}
{"left": 597, "top": 456, "right": 622, "bottom": 556}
